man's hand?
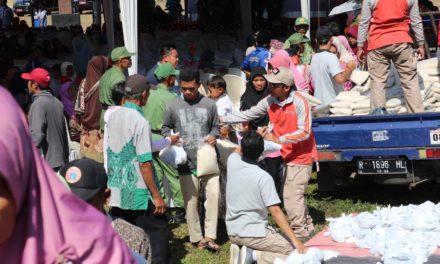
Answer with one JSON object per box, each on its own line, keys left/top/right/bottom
{"left": 168, "top": 134, "right": 180, "bottom": 145}
{"left": 205, "top": 135, "right": 217, "bottom": 146}
{"left": 264, "top": 132, "right": 280, "bottom": 144}
{"left": 257, "top": 126, "right": 268, "bottom": 137}
{"left": 356, "top": 49, "right": 364, "bottom": 62}
{"left": 219, "top": 126, "right": 230, "bottom": 139}
{"left": 293, "top": 239, "right": 308, "bottom": 254}
{"left": 416, "top": 45, "right": 425, "bottom": 60}
{"left": 347, "top": 60, "right": 356, "bottom": 71}
{"left": 152, "top": 195, "right": 166, "bottom": 215}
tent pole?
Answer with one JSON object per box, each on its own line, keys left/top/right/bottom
{"left": 301, "top": 0, "right": 311, "bottom": 38}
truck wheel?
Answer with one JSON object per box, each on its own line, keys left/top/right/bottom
{"left": 317, "top": 163, "right": 337, "bottom": 194}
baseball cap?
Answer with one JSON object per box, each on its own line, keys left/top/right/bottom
{"left": 295, "top": 17, "right": 309, "bottom": 26}
{"left": 154, "top": 63, "right": 180, "bottom": 81}
{"left": 316, "top": 25, "right": 333, "bottom": 43}
{"left": 264, "top": 67, "right": 294, "bottom": 87}
{"left": 60, "top": 158, "right": 107, "bottom": 201}
{"left": 124, "top": 74, "right": 150, "bottom": 96}
{"left": 111, "top": 46, "right": 136, "bottom": 62}
{"left": 21, "top": 68, "right": 50, "bottom": 88}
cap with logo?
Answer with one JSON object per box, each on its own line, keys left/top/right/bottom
{"left": 124, "top": 74, "right": 150, "bottom": 96}
{"left": 111, "top": 46, "right": 136, "bottom": 62}
{"left": 21, "top": 68, "right": 51, "bottom": 88}
{"left": 60, "top": 158, "right": 107, "bottom": 201}
{"left": 295, "top": 17, "right": 309, "bottom": 26}
{"left": 264, "top": 67, "right": 295, "bottom": 87}
{"left": 316, "top": 25, "right": 333, "bottom": 44}
{"left": 154, "top": 63, "right": 180, "bottom": 81}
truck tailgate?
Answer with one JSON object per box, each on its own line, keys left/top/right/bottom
{"left": 312, "top": 113, "right": 440, "bottom": 150}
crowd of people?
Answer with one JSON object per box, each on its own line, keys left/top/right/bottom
{"left": 0, "top": 0, "right": 430, "bottom": 263}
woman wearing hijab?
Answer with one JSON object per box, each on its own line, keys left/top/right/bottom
{"left": 60, "top": 61, "right": 79, "bottom": 85}
{"left": 60, "top": 80, "right": 80, "bottom": 142}
{"left": 240, "top": 66, "right": 269, "bottom": 129}
{"left": 269, "top": 50, "right": 310, "bottom": 93}
{"left": 79, "top": 56, "right": 109, "bottom": 163}
{"left": 0, "top": 86, "right": 135, "bottom": 263}
{"left": 240, "top": 67, "right": 284, "bottom": 197}
{"left": 331, "top": 37, "right": 357, "bottom": 91}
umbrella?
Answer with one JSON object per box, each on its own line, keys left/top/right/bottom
{"left": 329, "top": 0, "right": 361, "bottom": 16}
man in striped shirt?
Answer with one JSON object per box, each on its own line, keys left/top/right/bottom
{"left": 222, "top": 67, "right": 316, "bottom": 239}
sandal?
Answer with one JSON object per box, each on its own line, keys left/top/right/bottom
{"left": 193, "top": 240, "right": 205, "bottom": 250}
{"left": 200, "top": 238, "right": 220, "bottom": 252}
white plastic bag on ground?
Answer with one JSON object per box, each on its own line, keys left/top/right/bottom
{"left": 277, "top": 248, "right": 338, "bottom": 264}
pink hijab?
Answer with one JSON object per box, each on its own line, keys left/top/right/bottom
{"left": 269, "top": 50, "right": 310, "bottom": 92}
{"left": 0, "top": 87, "right": 135, "bottom": 263}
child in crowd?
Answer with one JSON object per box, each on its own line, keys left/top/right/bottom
{"left": 207, "top": 75, "right": 233, "bottom": 117}
{"left": 207, "top": 75, "right": 233, "bottom": 139}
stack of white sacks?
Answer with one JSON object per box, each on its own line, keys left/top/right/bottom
{"left": 328, "top": 58, "right": 440, "bottom": 116}
{"left": 419, "top": 58, "right": 440, "bottom": 112}
{"left": 325, "top": 201, "right": 440, "bottom": 264}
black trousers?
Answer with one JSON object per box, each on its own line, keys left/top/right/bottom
{"left": 263, "top": 156, "right": 284, "bottom": 199}
{"left": 111, "top": 202, "right": 171, "bottom": 264}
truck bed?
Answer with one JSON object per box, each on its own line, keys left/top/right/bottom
{"left": 312, "top": 113, "right": 440, "bottom": 161}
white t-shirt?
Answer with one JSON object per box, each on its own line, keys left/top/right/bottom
{"left": 311, "top": 51, "right": 343, "bottom": 107}
{"left": 225, "top": 153, "right": 281, "bottom": 238}
{"left": 214, "top": 94, "right": 233, "bottom": 117}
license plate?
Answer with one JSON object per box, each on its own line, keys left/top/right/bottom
{"left": 430, "top": 129, "right": 440, "bottom": 145}
{"left": 80, "top": 1, "right": 86, "bottom": 4}
{"left": 16, "top": 8, "right": 22, "bottom": 12}
{"left": 357, "top": 159, "right": 407, "bottom": 174}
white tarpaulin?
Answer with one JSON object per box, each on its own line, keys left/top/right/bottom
{"left": 329, "top": 0, "right": 361, "bottom": 16}
{"left": 119, "top": 1, "right": 138, "bottom": 75}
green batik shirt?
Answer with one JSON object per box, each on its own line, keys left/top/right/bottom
{"left": 143, "top": 83, "right": 177, "bottom": 141}
{"left": 105, "top": 102, "right": 154, "bottom": 210}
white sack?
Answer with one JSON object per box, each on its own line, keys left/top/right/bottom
{"left": 386, "top": 98, "right": 403, "bottom": 108}
{"left": 330, "top": 101, "right": 354, "bottom": 109}
{"left": 216, "top": 139, "right": 238, "bottom": 165}
{"left": 350, "top": 70, "right": 370, "bottom": 85}
{"left": 197, "top": 143, "right": 219, "bottom": 177}
{"left": 330, "top": 107, "right": 352, "bottom": 115}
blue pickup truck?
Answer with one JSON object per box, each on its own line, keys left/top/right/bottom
{"left": 312, "top": 113, "right": 440, "bottom": 192}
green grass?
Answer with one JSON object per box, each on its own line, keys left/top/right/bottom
{"left": 169, "top": 172, "right": 440, "bottom": 263}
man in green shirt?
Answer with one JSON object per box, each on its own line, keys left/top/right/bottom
{"left": 99, "top": 46, "right": 135, "bottom": 129}
{"left": 143, "top": 63, "right": 185, "bottom": 223}
{"left": 284, "top": 17, "right": 313, "bottom": 65}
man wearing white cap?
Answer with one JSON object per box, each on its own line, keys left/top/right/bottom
{"left": 222, "top": 67, "right": 316, "bottom": 240}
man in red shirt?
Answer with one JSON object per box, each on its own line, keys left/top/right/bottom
{"left": 357, "top": 0, "right": 425, "bottom": 113}
{"left": 222, "top": 67, "right": 316, "bottom": 239}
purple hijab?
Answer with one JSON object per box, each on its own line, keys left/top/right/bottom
{"left": 0, "top": 87, "right": 135, "bottom": 263}
{"left": 60, "top": 81, "right": 75, "bottom": 118}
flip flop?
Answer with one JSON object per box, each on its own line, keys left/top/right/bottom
{"left": 201, "top": 238, "right": 220, "bottom": 252}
